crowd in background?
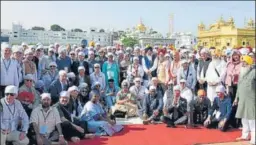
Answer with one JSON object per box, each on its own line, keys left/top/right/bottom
{"left": 0, "top": 41, "right": 255, "bottom": 145}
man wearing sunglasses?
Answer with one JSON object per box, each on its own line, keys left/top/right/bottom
{"left": 19, "top": 74, "right": 41, "bottom": 110}
{"left": 0, "top": 85, "right": 30, "bottom": 145}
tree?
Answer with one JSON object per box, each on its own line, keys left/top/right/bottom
{"left": 71, "top": 28, "right": 83, "bottom": 32}
{"left": 50, "top": 24, "right": 65, "bottom": 31}
{"left": 32, "top": 26, "right": 45, "bottom": 31}
{"left": 121, "top": 37, "right": 139, "bottom": 47}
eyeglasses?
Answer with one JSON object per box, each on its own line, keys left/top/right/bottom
{"left": 26, "top": 80, "right": 33, "bottom": 82}
{"left": 94, "top": 67, "right": 99, "bottom": 68}
{"left": 50, "top": 66, "right": 56, "bottom": 68}
{"left": 70, "top": 54, "right": 75, "bottom": 55}
{"left": 5, "top": 93, "right": 15, "bottom": 96}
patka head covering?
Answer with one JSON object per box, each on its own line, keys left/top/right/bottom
{"left": 173, "top": 85, "right": 181, "bottom": 91}
{"left": 239, "top": 48, "right": 249, "bottom": 55}
{"left": 107, "top": 52, "right": 114, "bottom": 57}
{"left": 197, "top": 89, "right": 206, "bottom": 97}
{"left": 241, "top": 55, "right": 253, "bottom": 65}
{"left": 12, "top": 45, "right": 23, "bottom": 53}
{"left": 68, "top": 86, "right": 79, "bottom": 92}
{"left": 78, "top": 51, "right": 85, "bottom": 56}
{"left": 48, "top": 62, "right": 57, "bottom": 67}
{"left": 215, "top": 85, "right": 225, "bottom": 93}
{"left": 60, "top": 91, "right": 70, "bottom": 98}
{"left": 41, "top": 93, "right": 51, "bottom": 99}
{"left": 149, "top": 85, "right": 156, "bottom": 90}
{"left": 133, "top": 56, "right": 139, "bottom": 61}
{"left": 24, "top": 74, "right": 34, "bottom": 81}
{"left": 78, "top": 66, "right": 85, "bottom": 71}
{"left": 24, "top": 49, "right": 33, "bottom": 55}
{"left": 5, "top": 85, "right": 18, "bottom": 94}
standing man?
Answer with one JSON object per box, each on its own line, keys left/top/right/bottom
{"left": 0, "top": 43, "right": 20, "bottom": 97}
{"left": 234, "top": 55, "right": 255, "bottom": 144}
{"left": 0, "top": 85, "right": 30, "bottom": 145}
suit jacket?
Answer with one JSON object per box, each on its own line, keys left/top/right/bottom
{"left": 71, "top": 60, "right": 90, "bottom": 76}
{"left": 74, "top": 75, "right": 91, "bottom": 88}
{"left": 49, "top": 79, "right": 69, "bottom": 103}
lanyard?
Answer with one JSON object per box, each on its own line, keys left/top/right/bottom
{"left": 4, "top": 100, "right": 16, "bottom": 118}
{"left": 3, "top": 59, "right": 11, "bottom": 72}
{"left": 41, "top": 110, "right": 50, "bottom": 123}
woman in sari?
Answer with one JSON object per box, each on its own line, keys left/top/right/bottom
{"left": 80, "top": 90, "right": 123, "bottom": 136}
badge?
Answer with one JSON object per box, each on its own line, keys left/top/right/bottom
{"left": 39, "top": 125, "right": 48, "bottom": 135}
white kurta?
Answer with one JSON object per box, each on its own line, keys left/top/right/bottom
{"left": 205, "top": 59, "right": 224, "bottom": 103}
{"left": 0, "top": 58, "right": 19, "bottom": 87}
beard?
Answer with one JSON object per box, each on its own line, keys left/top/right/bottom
{"left": 240, "top": 66, "right": 250, "bottom": 78}
{"left": 42, "top": 103, "right": 50, "bottom": 108}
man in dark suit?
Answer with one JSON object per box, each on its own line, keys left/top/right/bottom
{"left": 49, "top": 70, "right": 70, "bottom": 104}
{"left": 161, "top": 85, "right": 188, "bottom": 128}
{"left": 71, "top": 52, "right": 89, "bottom": 75}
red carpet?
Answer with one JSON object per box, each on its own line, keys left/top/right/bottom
{"left": 69, "top": 124, "right": 240, "bottom": 145}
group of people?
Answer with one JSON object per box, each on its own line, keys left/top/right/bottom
{"left": 0, "top": 41, "right": 255, "bottom": 145}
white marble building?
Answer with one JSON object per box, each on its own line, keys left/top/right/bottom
{"left": 1, "top": 23, "right": 113, "bottom": 46}
{"left": 121, "top": 20, "right": 176, "bottom": 48}
{"left": 169, "top": 32, "right": 197, "bottom": 49}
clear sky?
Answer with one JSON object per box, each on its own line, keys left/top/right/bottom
{"left": 1, "top": 1, "right": 255, "bottom": 36}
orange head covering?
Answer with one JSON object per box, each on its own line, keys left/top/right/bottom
{"left": 197, "top": 89, "right": 206, "bottom": 97}
{"left": 158, "top": 48, "right": 166, "bottom": 56}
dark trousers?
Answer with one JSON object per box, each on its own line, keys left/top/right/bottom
{"left": 61, "top": 121, "right": 84, "bottom": 141}
{"left": 228, "top": 84, "right": 241, "bottom": 128}
{"left": 206, "top": 118, "right": 230, "bottom": 132}
{"left": 161, "top": 107, "right": 187, "bottom": 126}
{"left": 61, "top": 119, "right": 89, "bottom": 141}
{"left": 0, "top": 85, "right": 7, "bottom": 99}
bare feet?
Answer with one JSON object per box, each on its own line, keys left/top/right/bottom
{"left": 236, "top": 137, "right": 250, "bottom": 141}
{"left": 84, "top": 133, "right": 96, "bottom": 139}
{"left": 71, "top": 137, "right": 80, "bottom": 143}
{"left": 143, "top": 120, "right": 149, "bottom": 125}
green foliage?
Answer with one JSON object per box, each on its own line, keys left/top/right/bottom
{"left": 50, "top": 24, "right": 65, "bottom": 31}
{"left": 32, "top": 26, "right": 45, "bottom": 31}
{"left": 71, "top": 28, "right": 83, "bottom": 32}
{"left": 121, "top": 37, "right": 139, "bottom": 47}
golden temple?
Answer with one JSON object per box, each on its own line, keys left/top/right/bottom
{"left": 197, "top": 16, "right": 255, "bottom": 49}
{"left": 136, "top": 17, "right": 147, "bottom": 33}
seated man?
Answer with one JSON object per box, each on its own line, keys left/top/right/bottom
{"left": 80, "top": 90, "right": 123, "bottom": 136}
{"left": 204, "top": 85, "right": 232, "bottom": 132}
{"left": 113, "top": 80, "right": 138, "bottom": 118}
{"left": 54, "top": 91, "right": 94, "bottom": 143}
{"left": 129, "top": 77, "right": 148, "bottom": 110}
{"left": 19, "top": 74, "right": 40, "bottom": 109}
{"left": 180, "top": 79, "right": 194, "bottom": 126}
{"left": 191, "top": 89, "right": 211, "bottom": 125}
{"left": 105, "top": 79, "right": 120, "bottom": 111}
{"left": 0, "top": 85, "right": 30, "bottom": 145}
{"left": 30, "top": 93, "right": 67, "bottom": 145}
{"left": 161, "top": 85, "right": 188, "bottom": 128}
{"left": 141, "top": 86, "right": 163, "bottom": 125}
{"left": 17, "top": 91, "right": 34, "bottom": 117}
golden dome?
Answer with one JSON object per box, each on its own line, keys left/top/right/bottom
{"left": 136, "top": 18, "right": 146, "bottom": 32}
